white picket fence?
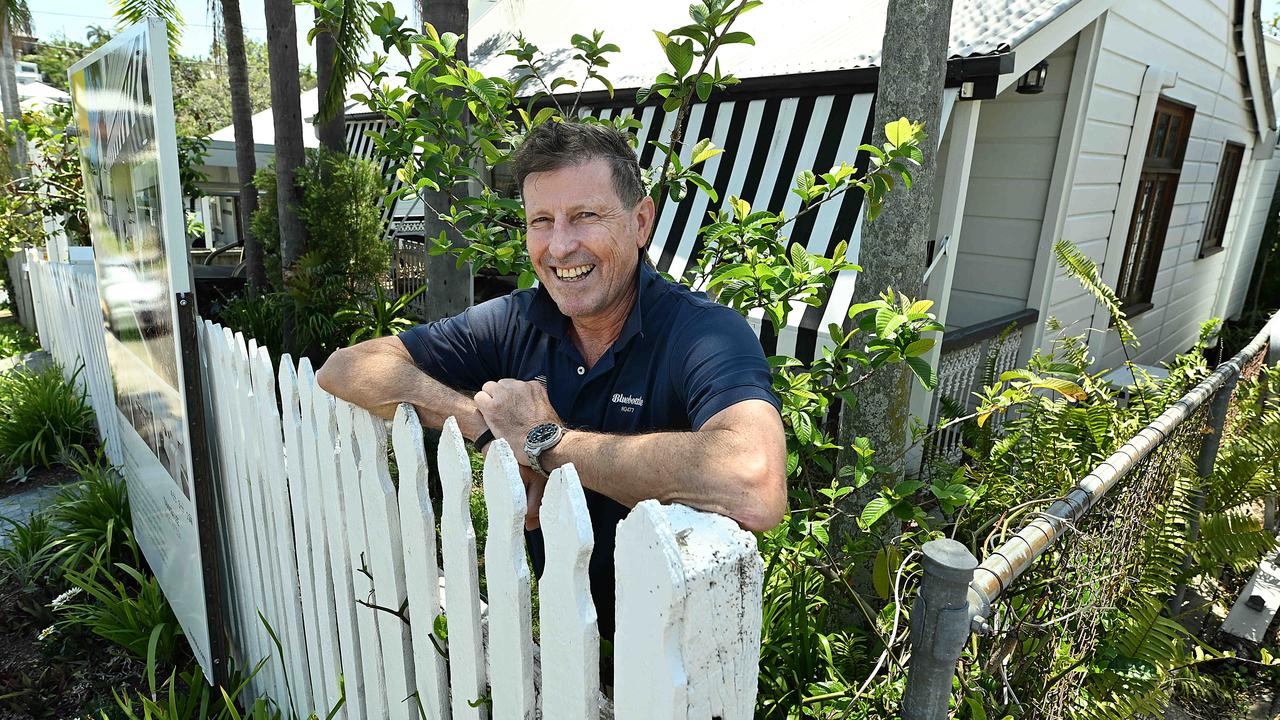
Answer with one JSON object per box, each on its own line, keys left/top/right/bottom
{"left": 21, "top": 253, "right": 765, "bottom": 720}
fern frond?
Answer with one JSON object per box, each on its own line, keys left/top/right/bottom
{"left": 1053, "top": 239, "right": 1137, "bottom": 347}
{"left": 1195, "top": 510, "right": 1278, "bottom": 573}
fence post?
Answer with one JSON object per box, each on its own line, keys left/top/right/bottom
{"left": 902, "top": 539, "right": 979, "bottom": 720}
{"left": 1171, "top": 370, "right": 1239, "bottom": 614}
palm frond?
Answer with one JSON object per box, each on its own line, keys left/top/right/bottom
{"left": 1, "top": 0, "right": 33, "bottom": 36}
{"left": 110, "top": 0, "right": 184, "bottom": 53}
{"left": 1053, "top": 238, "right": 1137, "bottom": 347}
{"left": 313, "top": 0, "right": 371, "bottom": 122}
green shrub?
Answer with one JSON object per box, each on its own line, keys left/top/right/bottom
{"left": 0, "top": 512, "right": 60, "bottom": 587}
{"left": 0, "top": 322, "right": 40, "bottom": 358}
{"left": 0, "top": 362, "right": 96, "bottom": 468}
{"left": 60, "top": 559, "right": 182, "bottom": 665}
{"left": 49, "top": 455, "right": 139, "bottom": 573}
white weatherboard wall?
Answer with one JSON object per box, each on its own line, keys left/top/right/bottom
{"left": 947, "top": 35, "right": 1079, "bottom": 329}
{"left": 1046, "top": 0, "right": 1278, "bottom": 367}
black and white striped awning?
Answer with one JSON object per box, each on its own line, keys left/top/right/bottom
{"left": 585, "top": 92, "right": 877, "bottom": 363}
{"left": 344, "top": 89, "right": 955, "bottom": 363}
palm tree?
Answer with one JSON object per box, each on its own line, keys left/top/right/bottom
{"left": 263, "top": 0, "right": 308, "bottom": 353}
{"left": 311, "top": 0, "right": 367, "bottom": 154}
{"left": 111, "top": 0, "right": 184, "bottom": 53}
{"left": 216, "top": 0, "right": 267, "bottom": 288}
{"left": 1, "top": 0, "right": 32, "bottom": 169}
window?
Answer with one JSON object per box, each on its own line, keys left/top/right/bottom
{"left": 1199, "top": 141, "right": 1245, "bottom": 256}
{"left": 1115, "top": 96, "right": 1194, "bottom": 312}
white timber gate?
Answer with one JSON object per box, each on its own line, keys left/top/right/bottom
{"left": 22, "top": 250, "right": 766, "bottom": 719}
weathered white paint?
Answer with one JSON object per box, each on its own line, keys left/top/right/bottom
{"left": 539, "top": 463, "right": 600, "bottom": 720}
{"left": 333, "top": 398, "right": 391, "bottom": 719}
{"left": 438, "top": 418, "right": 489, "bottom": 720}
{"left": 295, "top": 359, "right": 346, "bottom": 713}
{"left": 390, "top": 405, "right": 449, "bottom": 720}
{"left": 482, "top": 440, "right": 536, "bottom": 718}
{"left": 353, "top": 409, "right": 417, "bottom": 718}
{"left": 277, "top": 357, "right": 331, "bottom": 712}
{"left": 309, "top": 387, "right": 367, "bottom": 720}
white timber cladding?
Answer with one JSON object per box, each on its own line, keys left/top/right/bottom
{"left": 947, "top": 35, "right": 1080, "bottom": 329}
{"left": 1046, "top": 0, "right": 1279, "bottom": 366}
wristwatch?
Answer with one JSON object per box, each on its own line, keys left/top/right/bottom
{"left": 524, "top": 422, "right": 565, "bottom": 477}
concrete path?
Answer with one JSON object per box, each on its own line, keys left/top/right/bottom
{"left": 0, "top": 481, "right": 70, "bottom": 550}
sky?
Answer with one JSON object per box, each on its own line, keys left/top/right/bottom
{"left": 28, "top": 0, "right": 419, "bottom": 68}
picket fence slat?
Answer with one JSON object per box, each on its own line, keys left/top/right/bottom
{"left": 250, "top": 346, "right": 313, "bottom": 712}
{"left": 27, "top": 257, "right": 769, "bottom": 720}
{"left": 540, "top": 463, "right": 600, "bottom": 720}
{"left": 278, "top": 358, "right": 335, "bottom": 713}
{"left": 614, "top": 502, "right": 689, "bottom": 720}
{"left": 390, "top": 405, "right": 450, "bottom": 720}
{"left": 334, "top": 398, "right": 391, "bottom": 719}
{"left": 438, "top": 418, "right": 488, "bottom": 720}
{"left": 295, "top": 359, "right": 346, "bottom": 714}
{"left": 353, "top": 410, "right": 417, "bottom": 719}
{"left": 309, "top": 388, "right": 368, "bottom": 720}
{"left": 483, "top": 441, "right": 536, "bottom": 719}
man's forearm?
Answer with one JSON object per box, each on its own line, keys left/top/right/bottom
{"left": 541, "top": 423, "right": 785, "bottom": 532}
{"left": 316, "top": 339, "right": 487, "bottom": 441}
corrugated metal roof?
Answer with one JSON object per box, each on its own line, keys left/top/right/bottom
{"left": 469, "top": 0, "right": 1084, "bottom": 86}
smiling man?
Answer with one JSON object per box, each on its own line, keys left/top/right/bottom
{"left": 316, "top": 121, "right": 786, "bottom": 638}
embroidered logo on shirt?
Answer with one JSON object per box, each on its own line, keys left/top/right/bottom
{"left": 611, "top": 393, "right": 645, "bottom": 413}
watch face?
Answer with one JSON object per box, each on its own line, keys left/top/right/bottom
{"left": 528, "top": 423, "right": 560, "bottom": 447}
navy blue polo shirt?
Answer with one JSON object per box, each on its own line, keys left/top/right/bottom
{"left": 397, "top": 261, "right": 779, "bottom": 639}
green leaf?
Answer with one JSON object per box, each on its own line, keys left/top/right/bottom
{"left": 719, "top": 31, "right": 755, "bottom": 46}
{"left": 905, "top": 356, "right": 937, "bottom": 390}
{"left": 690, "top": 138, "right": 723, "bottom": 166}
{"left": 872, "top": 545, "right": 903, "bottom": 600}
{"left": 859, "top": 496, "right": 893, "bottom": 530}
{"left": 884, "top": 117, "right": 918, "bottom": 147}
{"left": 904, "top": 338, "right": 935, "bottom": 357}
{"left": 665, "top": 39, "right": 695, "bottom": 77}
{"left": 695, "top": 73, "right": 714, "bottom": 102}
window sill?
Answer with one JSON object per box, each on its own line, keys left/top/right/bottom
{"left": 1120, "top": 302, "right": 1155, "bottom": 320}
{"left": 1198, "top": 245, "right": 1226, "bottom": 259}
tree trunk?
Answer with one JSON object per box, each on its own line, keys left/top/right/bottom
{"left": 220, "top": 0, "right": 266, "bottom": 290}
{"left": 313, "top": 13, "right": 345, "bottom": 154}
{"left": 264, "top": 0, "right": 308, "bottom": 353}
{"left": 834, "top": 0, "right": 953, "bottom": 566}
{"left": 0, "top": 25, "right": 28, "bottom": 170}
{"left": 417, "top": 0, "right": 472, "bottom": 321}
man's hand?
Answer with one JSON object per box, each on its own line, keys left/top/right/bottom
{"left": 520, "top": 465, "right": 547, "bottom": 531}
{"left": 473, "top": 379, "right": 562, "bottom": 467}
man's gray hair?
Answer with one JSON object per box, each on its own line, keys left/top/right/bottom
{"left": 511, "top": 121, "right": 646, "bottom": 208}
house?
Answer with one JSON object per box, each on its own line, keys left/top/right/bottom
{"left": 443, "top": 0, "right": 1280, "bottom": 436}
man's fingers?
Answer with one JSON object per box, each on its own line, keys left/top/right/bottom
{"left": 525, "top": 474, "right": 546, "bottom": 531}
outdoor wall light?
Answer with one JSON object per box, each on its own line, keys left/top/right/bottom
{"left": 1017, "top": 60, "right": 1049, "bottom": 94}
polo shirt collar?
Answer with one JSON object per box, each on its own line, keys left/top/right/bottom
{"left": 527, "top": 258, "right": 657, "bottom": 346}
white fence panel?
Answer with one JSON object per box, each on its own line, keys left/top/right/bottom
{"left": 539, "top": 463, "right": 599, "bottom": 720}
{"left": 353, "top": 409, "right": 416, "bottom": 718}
{"left": 278, "top": 358, "right": 337, "bottom": 712}
{"left": 309, "top": 388, "right": 367, "bottom": 720}
{"left": 391, "top": 405, "right": 450, "bottom": 720}
{"left": 482, "top": 441, "right": 536, "bottom": 719}
{"left": 334, "top": 398, "right": 390, "bottom": 719}
{"left": 23, "top": 264, "right": 769, "bottom": 720}
{"left": 438, "top": 418, "right": 488, "bottom": 720}
{"left": 250, "top": 345, "right": 313, "bottom": 712}
{"left": 295, "top": 359, "right": 347, "bottom": 714}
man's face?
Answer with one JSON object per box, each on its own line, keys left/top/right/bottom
{"left": 523, "top": 157, "right": 655, "bottom": 323}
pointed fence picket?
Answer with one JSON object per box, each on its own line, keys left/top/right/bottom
{"left": 19, "top": 257, "right": 767, "bottom": 720}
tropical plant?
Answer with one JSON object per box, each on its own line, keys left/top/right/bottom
{"left": 0, "top": 363, "right": 96, "bottom": 469}
{"left": 60, "top": 558, "right": 184, "bottom": 665}
{"left": 48, "top": 453, "right": 140, "bottom": 573}
{"left": 334, "top": 283, "right": 426, "bottom": 344}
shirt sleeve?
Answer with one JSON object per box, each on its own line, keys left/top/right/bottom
{"left": 396, "top": 297, "right": 511, "bottom": 392}
{"left": 678, "top": 304, "right": 782, "bottom": 430}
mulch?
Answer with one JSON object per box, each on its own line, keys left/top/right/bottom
{"left": 0, "top": 466, "right": 78, "bottom": 502}
{"left": 0, "top": 575, "right": 147, "bottom": 720}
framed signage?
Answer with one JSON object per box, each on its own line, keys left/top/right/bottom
{"left": 68, "top": 18, "right": 222, "bottom": 683}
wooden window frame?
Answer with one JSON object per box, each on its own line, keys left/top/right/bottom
{"left": 1199, "top": 141, "right": 1245, "bottom": 257}
{"left": 1114, "top": 96, "right": 1194, "bottom": 313}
